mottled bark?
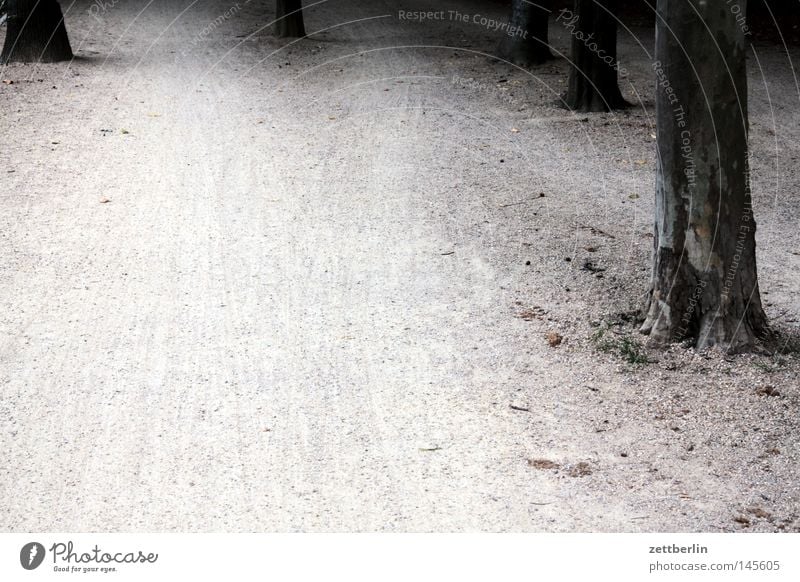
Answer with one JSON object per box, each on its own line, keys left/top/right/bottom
{"left": 1, "top": 0, "right": 72, "bottom": 63}
{"left": 642, "top": 0, "right": 767, "bottom": 352}
{"left": 498, "top": 0, "right": 553, "bottom": 67}
{"left": 276, "top": 0, "right": 305, "bottom": 38}
{"left": 561, "top": 0, "right": 627, "bottom": 112}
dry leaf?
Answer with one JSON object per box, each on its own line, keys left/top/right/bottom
{"left": 529, "top": 459, "right": 560, "bottom": 470}
{"left": 517, "top": 306, "right": 546, "bottom": 321}
{"left": 546, "top": 331, "right": 563, "bottom": 347}
{"left": 567, "top": 462, "right": 593, "bottom": 477}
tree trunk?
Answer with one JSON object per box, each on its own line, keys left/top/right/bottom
{"left": 561, "top": 0, "right": 627, "bottom": 112}
{"left": 275, "top": 0, "right": 305, "bottom": 38}
{"left": 1, "top": 0, "right": 72, "bottom": 63}
{"left": 641, "top": 0, "right": 767, "bottom": 352}
{"left": 497, "top": 0, "right": 553, "bottom": 67}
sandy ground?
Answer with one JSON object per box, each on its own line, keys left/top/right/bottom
{"left": 0, "top": 0, "right": 798, "bottom": 532}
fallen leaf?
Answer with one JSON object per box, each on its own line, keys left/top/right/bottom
{"left": 756, "top": 385, "right": 781, "bottom": 397}
{"left": 517, "top": 307, "right": 546, "bottom": 321}
{"left": 567, "top": 462, "right": 593, "bottom": 477}
{"left": 528, "top": 459, "right": 560, "bottom": 470}
{"left": 546, "top": 331, "right": 563, "bottom": 347}
{"left": 581, "top": 260, "right": 606, "bottom": 274}
{"left": 733, "top": 515, "right": 751, "bottom": 526}
{"left": 747, "top": 507, "right": 773, "bottom": 520}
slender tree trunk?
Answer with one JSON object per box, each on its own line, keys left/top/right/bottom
{"left": 561, "top": 0, "right": 627, "bottom": 112}
{"left": 641, "top": 0, "right": 767, "bottom": 352}
{"left": 497, "top": 0, "right": 553, "bottom": 67}
{"left": 1, "top": 0, "right": 72, "bottom": 63}
{"left": 275, "top": 0, "right": 305, "bottom": 38}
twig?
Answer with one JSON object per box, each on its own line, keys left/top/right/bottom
{"left": 499, "top": 193, "right": 546, "bottom": 209}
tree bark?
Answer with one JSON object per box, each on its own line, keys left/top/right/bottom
{"left": 497, "top": 0, "right": 553, "bottom": 67}
{"left": 641, "top": 0, "right": 768, "bottom": 352}
{"left": 1, "top": 0, "right": 72, "bottom": 63}
{"left": 561, "top": 0, "right": 627, "bottom": 112}
{"left": 275, "top": 0, "right": 305, "bottom": 38}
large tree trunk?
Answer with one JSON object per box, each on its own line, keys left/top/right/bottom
{"left": 497, "top": 0, "right": 553, "bottom": 67}
{"left": 641, "top": 0, "right": 768, "bottom": 352}
{"left": 561, "top": 0, "right": 627, "bottom": 112}
{"left": 1, "top": 0, "right": 72, "bottom": 63}
{"left": 275, "top": 0, "right": 305, "bottom": 38}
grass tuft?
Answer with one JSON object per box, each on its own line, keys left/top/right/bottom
{"left": 590, "top": 325, "right": 650, "bottom": 366}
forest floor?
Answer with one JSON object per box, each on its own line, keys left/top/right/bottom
{"left": 0, "top": 0, "right": 798, "bottom": 532}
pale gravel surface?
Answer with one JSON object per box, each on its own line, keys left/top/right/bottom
{"left": 0, "top": 0, "right": 798, "bottom": 532}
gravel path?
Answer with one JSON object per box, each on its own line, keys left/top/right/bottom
{"left": 0, "top": 0, "right": 798, "bottom": 532}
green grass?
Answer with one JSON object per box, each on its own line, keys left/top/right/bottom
{"left": 591, "top": 325, "right": 651, "bottom": 366}
{"left": 753, "top": 354, "right": 787, "bottom": 374}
